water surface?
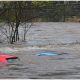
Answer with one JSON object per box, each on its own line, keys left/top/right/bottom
{"left": 0, "top": 22, "right": 80, "bottom": 79}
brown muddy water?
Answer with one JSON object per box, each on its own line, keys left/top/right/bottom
{"left": 0, "top": 22, "right": 80, "bottom": 79}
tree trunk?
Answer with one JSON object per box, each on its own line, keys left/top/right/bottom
{"left": 10, "top": 2, "right": 20, "bottom": 44}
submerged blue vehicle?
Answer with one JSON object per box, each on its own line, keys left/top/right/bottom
{"left": 35, "top": 51, "right": 61, "bottom": 56}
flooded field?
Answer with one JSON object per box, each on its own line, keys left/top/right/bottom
{"left": 0, "top": 22, "right": 80, "bottom": 79}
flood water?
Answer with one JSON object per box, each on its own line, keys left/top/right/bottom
{"left": 0, "top": 22, "right": 80, "bottom": 79}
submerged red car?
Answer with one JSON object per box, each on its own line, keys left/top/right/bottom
{"left": 0, "top": 53, "right": 18, "bottom": 63}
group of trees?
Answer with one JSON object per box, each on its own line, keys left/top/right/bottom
{"left": 0, "top": 1, "right": 80, "bottom": 44}
{"left": 0, "top": 1, "right": 32, "bottom": 44}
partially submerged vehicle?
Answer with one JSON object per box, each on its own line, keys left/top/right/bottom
{"left": 0, "top": 53, "right": 18, "bottom": 63}
{"left": 35, "top": 51, "right": 60, "bottom": 56}
{"left": 34, "top": 51, "right": 68, "bottom": 56}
